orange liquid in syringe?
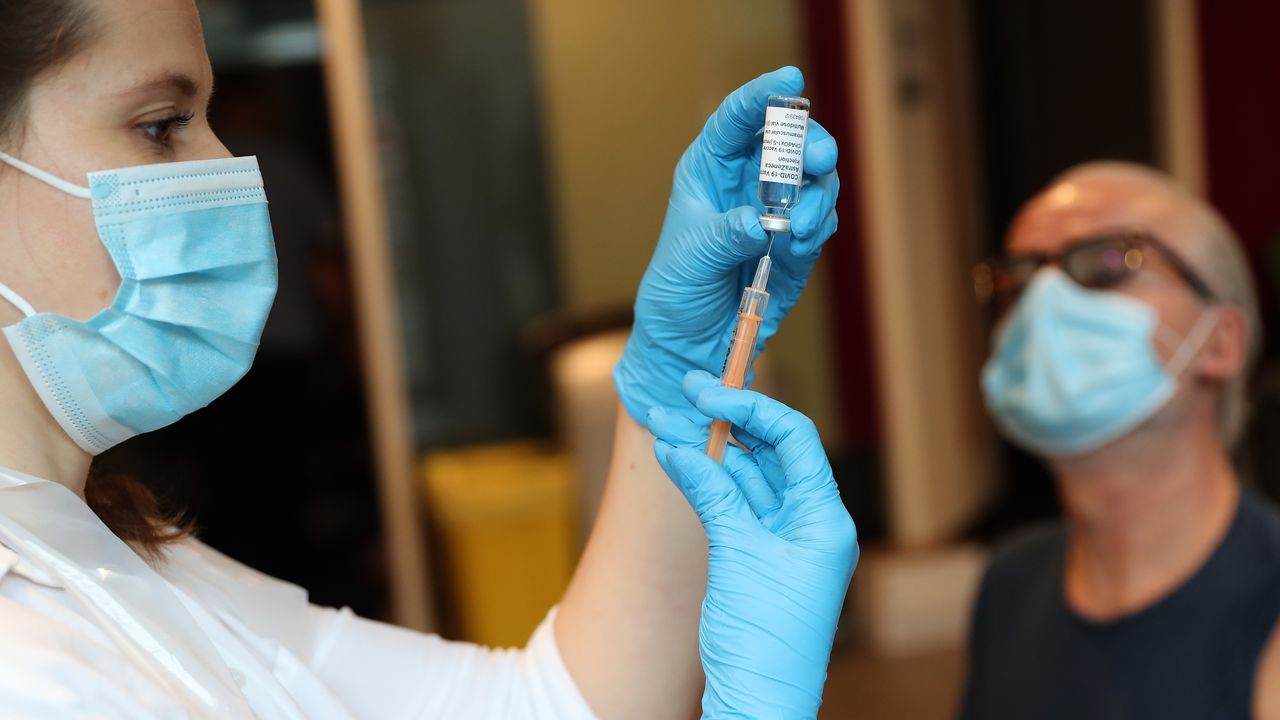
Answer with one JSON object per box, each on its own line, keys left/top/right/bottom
{"left": 706, "top": 309, "right": 764, "bottom": 462}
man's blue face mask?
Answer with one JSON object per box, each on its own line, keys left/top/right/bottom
{"left": 0, "top": 151, "right": 277, "bottom": 454}
{"left": 982, "top": 268, "right": 1217, "bottom": 457}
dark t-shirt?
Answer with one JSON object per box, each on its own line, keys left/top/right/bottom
{"left": 961, "top": 488, "right": 1280, "bottom": 720}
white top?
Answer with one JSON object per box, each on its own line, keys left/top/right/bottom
{"left": 0, "top": 467, "right": 597, "bottom": 719}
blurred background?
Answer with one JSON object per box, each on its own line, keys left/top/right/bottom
{"left": 93, "top": 0, "right": 1280, "bottom": 717}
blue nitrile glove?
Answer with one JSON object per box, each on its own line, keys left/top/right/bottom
{"left": 614, "top": 66, "right": 840, "bottom": 421}
{"left": 646, "top": 370, "right": 858, "bottom": 720}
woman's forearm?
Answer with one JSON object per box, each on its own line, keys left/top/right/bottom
{"left": 549, "top": 69, "right": 838, "bottom": 719}
{"left": 554, "top": 407, "right": 707, "bottom": 719}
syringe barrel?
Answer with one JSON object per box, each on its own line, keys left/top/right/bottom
{"left": 707, "top": 420, "right": 734, "bottom": 463}
{"left": 707, "top": 287, "right": 770, "bottom": 462}
{"left": 758, "top": 95, "right": 810, "bottom": 217}
{"left": 736, "top": 286, "right": 770, "bottom": 326}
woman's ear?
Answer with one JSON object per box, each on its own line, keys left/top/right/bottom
{"left": 1197, "top": 305, "right": 1248, "bottom": 382}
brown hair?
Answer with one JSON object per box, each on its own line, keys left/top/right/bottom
{"left": 85, "top": 468, "right": 194, "bottom": 561}
{"left": 1, "top": 0, "right": 193, "bottom": 559}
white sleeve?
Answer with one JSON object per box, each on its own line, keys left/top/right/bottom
{"left": 303, "top": 605, "right": 598, "bottom": 720}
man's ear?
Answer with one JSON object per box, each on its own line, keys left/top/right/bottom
{"left": 1197, "top": 305, "right": 1248, "bottom": 382}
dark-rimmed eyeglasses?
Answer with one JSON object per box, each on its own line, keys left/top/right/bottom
{"left": 973, "top": 231, "right": 1217, "bottom": 309}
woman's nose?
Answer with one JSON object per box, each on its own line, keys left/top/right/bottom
{"left": 199, "top": 128, "right": 234, "bottom": 161}
{"left": 210, "top": 138, "right": 234, "bottom": 160}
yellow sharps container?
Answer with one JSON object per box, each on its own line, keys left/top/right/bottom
{"left": 422, "top": 442, "right": 575, "bottom": 648}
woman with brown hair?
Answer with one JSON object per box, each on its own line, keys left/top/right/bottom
{"left": 0, "top": 1, "right": 855, "bottom": 717}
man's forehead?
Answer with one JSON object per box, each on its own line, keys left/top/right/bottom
{"left": 1007, "top": 172, "right": 1184, "bottom": 252}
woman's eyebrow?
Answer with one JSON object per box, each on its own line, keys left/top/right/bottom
{"left": 115, "top": 73, "right": 206, "bottom": 100}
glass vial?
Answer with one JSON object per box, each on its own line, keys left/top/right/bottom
{"left": 758, "top": 95, "right": 811, "bottom": 233}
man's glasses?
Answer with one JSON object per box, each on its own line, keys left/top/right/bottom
{"left": 973, "top": 231, "right": 1217, "bottom": 309}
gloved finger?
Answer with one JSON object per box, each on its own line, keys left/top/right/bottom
{"left": 646, "top": 406, "right": 710, "bottom": 448}
{"left": 650, "top": 397, "right": 778, "bottom": 513}
{"left": 681, "top": 369, "right": 728, "bottom": 404}
{"left": 655, "top": 440, "right": 758, "bottom": 528}
{"left": 699, "top": 66, "right": 805, "bottom": 159}
{"left": 802, "top": 120, "right": 838, "bottom": 178}
{"left": 776, "top": 208, "right": 837, "bottom": 277}
{"left": 687, "top": 205, "right": 770, "bottom": 280}
{"left": 682, "top": 370, "right": 833, "bottom": 490}
{"left": 724, "top": 444, "right": 780, "bottom": 517}
{"left": 730, "top": 426, "right": 788, "bottom": 498}
{"left": 651, "top": 399, "right": 777, "bottom": 513}
{"left": 788, "top": 171, "right": 839, "bottom": 246}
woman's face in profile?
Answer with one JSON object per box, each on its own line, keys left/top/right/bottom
{"left": 0, "top": 0, "right": 229, "bottom": 325}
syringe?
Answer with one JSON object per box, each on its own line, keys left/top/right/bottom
{"left": 705, "top": 94, "right": 809, "bottom": 462}
{"left": 706, "top": 248, "right": 774, "bottom": 462}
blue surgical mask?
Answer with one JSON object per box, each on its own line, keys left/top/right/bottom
{"left": 0, "top": 152, "right": 277, "bottom": 455}
{"left": 981, "top": 268, "right": 1216, "bottom": 457}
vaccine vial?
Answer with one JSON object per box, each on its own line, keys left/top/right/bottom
{"left": 758, "top": 95, "right": 810, "bottom": 233}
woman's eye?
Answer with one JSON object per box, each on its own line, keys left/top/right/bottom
{"left": 138, "top": 112, "right": 194, "bottom": 146}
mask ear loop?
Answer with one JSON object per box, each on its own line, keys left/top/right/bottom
{"left": 0, "top": 282, "right": 36, "bottom": 319}
{"left": 0, "top": 150, "right": 92, "bottom": 199}
{"left": 1163, "top": 308, "right": 1221, "bottom": 378}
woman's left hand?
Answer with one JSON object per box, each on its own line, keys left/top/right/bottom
{"left": 614, "top": 66, "right": 840, "bottom": 422}
{"left": 646, "top": 370, "right": 858, "bottom": 719}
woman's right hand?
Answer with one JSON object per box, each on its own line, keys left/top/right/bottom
{"left": 646, "top": 370, "right": 858, "bottom": 719}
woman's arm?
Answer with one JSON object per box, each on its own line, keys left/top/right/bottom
{"left": 550, "top": 66, "right": 840, "bottom": 719}
{"left": 555, "top": 409, "right": 707, "bottom": 718}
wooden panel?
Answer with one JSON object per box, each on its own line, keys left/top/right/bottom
{"left": 1151, "top": 0, "right": 1207, "bottom": 195}
{"left": 845, "top": 0, "right": 997, "bottom": 544}
{"left": 313, "top": 0, "right": 434, "bottom": 631}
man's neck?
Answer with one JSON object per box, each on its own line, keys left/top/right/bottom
{"left": 1053, "top": 420, "right": 1239, "bottom": 621}
{"left": 0, "top": 341, "right": 90, "bottom": 496}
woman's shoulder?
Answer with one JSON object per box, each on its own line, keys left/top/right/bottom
{"left": 0, "top": 562, "right": 185, "bottom": 717}
{"left": 158, "top": 537, "right": 316, "bottom": 654}
{"left": 161, "top": 536, "right": 308, "bottom": 594}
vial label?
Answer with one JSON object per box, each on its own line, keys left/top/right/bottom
{"left": 759, "top": 105, "right": 809, "bottom": 186}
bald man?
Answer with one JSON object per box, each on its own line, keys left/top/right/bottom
{"left": 962, "top": 162, "right": 1280, "bottom": 719}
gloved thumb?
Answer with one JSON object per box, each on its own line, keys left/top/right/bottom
{"left": 656, "top": 441, "right": 756, "bottom": 529}
{"left": 696, "top": 205, "right": 769, "bottom": 276}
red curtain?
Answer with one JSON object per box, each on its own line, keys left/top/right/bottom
{"left": 801, "top": 0, "right": 880, "bottom": 446}
{"left": 1199, "top": 0, "right": 1280, "bottom": 339}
